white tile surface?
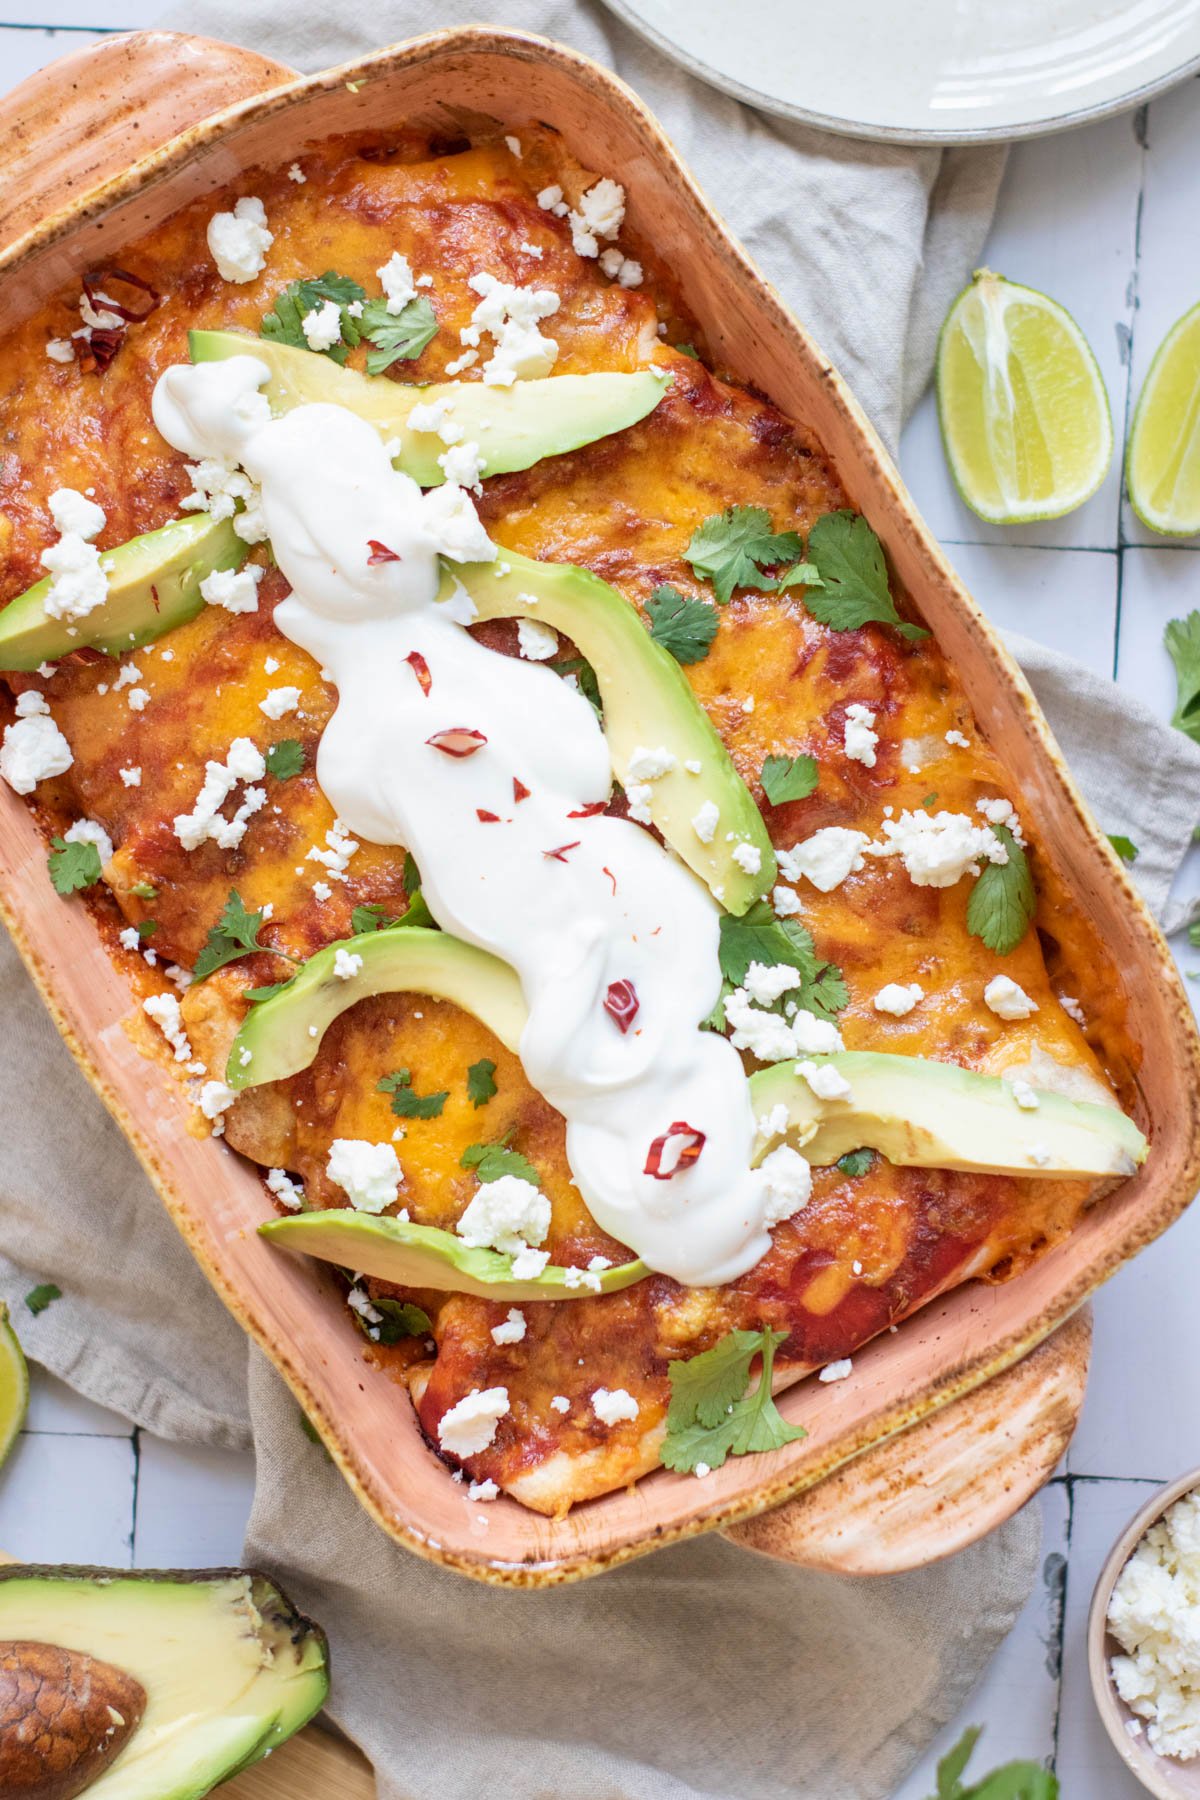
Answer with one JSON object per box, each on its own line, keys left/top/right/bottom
{"left": 0, "top": 23, "right": 107, "bottom": 87}
{"left": 944, "top": 541, "right": 1118, "bottom": 678}
{"left": 24, "top": 1364, "right": 131, "bottom": 1436}
{"left": 133, "top": 1436, "right": 255, "bottom": 1568}
{"left": 1115, "top": 545, "right": 1200, "bottom": 714}
{"left": 0, "top": 1430, "right": 135, "bottom": 1564}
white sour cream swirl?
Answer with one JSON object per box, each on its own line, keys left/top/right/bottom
{"left": 153, "top": 356, "right": 786, "bottom": 1286}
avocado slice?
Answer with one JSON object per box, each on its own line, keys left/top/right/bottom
{"left": 260, "top": 1210, "right": 647, "bottom": 1302}
{"left": 0, "top": 514, "right": 247, "bottom": 672}
{"left": 188, "top": 329, "right": 671, "bottom": 486}
{"left": 227, "top": 926, "right": 524, "bottom": 1090}
{"left": 0, "top": 1564, "right": 328, "bottom": 1800}
{"left": 748, "top": 1051, "right": 1148, "bottom": 1178}
{"left": 443, "top": 550, "right": 777, "bottom": 913}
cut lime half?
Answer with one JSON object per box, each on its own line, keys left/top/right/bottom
{"left": 0, "top": 1303, "right": 28, "bottom": 1469}
{"left": 1127, "top": 300, "right": 1200, "bottom": 536}
{"left": 936, "top": 269, "right": 1113, "bottom": 524}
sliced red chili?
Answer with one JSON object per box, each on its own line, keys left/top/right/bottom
{"left": 644, "top": 1122, "right": 706, "bottom": 1180}
{"left": 367, "top": 540, "right": 402, "bottom": 565}
{"left": 149, "top": 584, "right": 161, "bottom": 613}
{"left": 426, "top": 728, "right": 487, "bottom": 758}
{"left": 81, "top": 267, "right": 162, "bottom": 323}
{"left": 512, "top": 777, "right": 531, "bottom": 803}
{"left": 603, "top": 979, "right": 639, "bottom": 1033}
{"left": 404, "top": 650, "right": 431, "bottom": 695}
{"left": 543, "top": 841, "right": 581, "bottom": 863}
{"left": 476, "top": 809, "right": 501, "bottom": 823}
{"left": 567, "top": 801, "right": 607, "bottom": 818}
{"left": 602, "top": 865, "right": 617, "bottom": 895}
{"left": 82, "top": 325, "right": 125, "bottom": 372}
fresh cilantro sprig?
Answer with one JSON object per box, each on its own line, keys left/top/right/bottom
{"left": 193, "top": 890, "right": 269, "bottom": 981}
{"left": 685, "top": 505, "right": 814, "bottom": 605}
{"left": 928, "top": 1727, "right": 1057, "bottom": 1800}
{"left": 47, "top": 837, "right": 102, "bottom": 896}
{"left": 261, "top": 271, "right": 367, "bottom": 365}
{"left": 717, "top": 901, "right": 848, "bottom": 1020}
{"left": 549, "top": 656, "right": 603, "bottom": 714}
{"left": 346, "top": 1286, "right": 431, "bottom": 1346}
{"left": 266, "top": 739, "right": 304, "bottom": 780}
{"left": 837, "top": 1149, "right": 874, "bottom": 1178}
{"left": 351, "top": 902, "right": 400, "bottom": 934}
{"left": 359, "top": 296, "right": 438, "bottom": 374}
{"left": 467, "top": 1058, "right": 497, "bottom": 1108}
{"left": 378, "top": 1068, "right": 448, "bottom": 1120}
{"left": 966, "top": 824, "right": 1036, "bottom": 956}
{"left": 644, "top": 584, "right": 719, "bottom": 663}
{"left": 661, "top": 1328, "right": 807, "bottom": 1474}
{"left": 760, "top": 753, "right": 818, "bottom": 805}
{"left": 1166, "top": 611, "right": 1200, "bottom": 740}
{"left": 1107, "top": 833, "right": 1139, "bottom": 864}
{"left": 461, "top": 1135, "right": 540, "bottom": 1186}
{"left": 24, "top": 1283, "right": 61, "bottom": 1316}
{"left": 804, "top": 510, "right": 929, "bottom": 640}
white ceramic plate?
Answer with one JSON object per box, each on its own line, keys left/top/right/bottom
{"left": 599, "top": 0, "right": 1200, "bottom": 143}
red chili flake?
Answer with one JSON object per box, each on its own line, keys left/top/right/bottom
{"left": 82, "top": 267, "right": 162, "bottom": 324}
{"left": 512, "top": 777, "right": 530, "bottom": 803}
{"left": 367, "top": 540, "right": 402, "bottom": 565}
{"left": 66, "top": 646, "right": 106, "bottom": 666}
{"left": 476, "top": 809, "right": 502, "bottom": 823}
{"left": 602, "top": 866, "right": 617, "bottom": 895}
{"left": 644, "top": 1122, "right": 706, "bottom": 1180}
{"left": 149, "top": 584, "right": 161, "bottom": 614}
{"left": 404, "top": 650, "right": 431, "bottom": 695}
{"left": 567, "top": 801, "right": 607, "bottom": 818}
{"left": 603, "top": 979, "right": 639, "bottom": 1034}
{"left": 426, "top": 728, "right": 487, "bottom": 758}
{"left": 543, "top": 841, "right": 581, "bottom": 863}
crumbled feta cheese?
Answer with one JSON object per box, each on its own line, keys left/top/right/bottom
{"left": 49, "top": 487, "right": 105, "bottom": 541}
{"left": 819, "top": 1359, "right": 853, "bottom": 1383}
{"left": 333, "top": 948, "right": 363, "bottom": 981}
{"left": 756, "top": 1143, "right": 813, "bottom": 1225}
{"left": 843, "top": 702, "right": 878, "bottom": 767}
{"left": 873, "top": 982, "right": 923, "bottom": 1017}
{"left": 126, "top": 687, "right": 150, "bottom": 712}
{"left": 519, "top": 240, "right": 544, "bottom": 260}
{"left": 795, "top": 1059, "right": 852, "bottom": 1101}
{"left": 1060, "top": 994, "right": 1086, "bottom": 1027}
{"left": 468, "top": 1479, "right": 500, "bottom": 1502}
{"left": 143, "top": 992, "right": 192, "bottom": 1063}
{"left": 871, "top": 809, "right": 1004, "bottom": 889}
{"left": 732, "top": 842, "right": 762, "bottom": 875}
{"left": 112, "top": 662, "right": 142, "bottom": 692}
{"left": 301, "top": 299, "right": 343, "bottom": 352}
{"left": 421, "top": 482, "right": 496, "bottom": 564}
{"left": 266, "top": 1168, "right": 303, "bottom": 1210}
{"left": 347, "top": 1285, "right": 383, "bottom": 1327}
{"left": 536, "top": 183, "right": 567, "bottom": 215}
{"left": 1027, "top": 1142, "right": 1052, "bottom": 1167}
{"left": 306, "top": 817, "right": 359, "bottom": 882}
{"left": 180, "top": 455, "right": 267, "bottom": 543}
{"left": 45, "top": 338, "right": 75, "bottom": 363}
{"left": 625, "top": 782, "right": 654, "bottom": 825}
{"left": 945, "top": 729, "right": 970, "bottom": 748}
{"left": 692, "top": 801, "right": 720, "bottom": 844}
{"left": 260, "top": 685, "right": 302, "bottom": 720}
{"left": 287, "top": 162, "right": 306, "bottom": 183}
{"left": 791, "top": 1009, "right": 844, "bottom": 1055}
{"left": 464, "top": 271, "right": 559, "bottom": 386}
{"left": 510, "top": 1245, "right": 550, "bottom": 1279}
{"left": 984, "top": 975, "right": 1039, "bottom": 1021}
{"left": 438, "top": 1386, "right": 510, "bottom": 1457}
{"left": 744, "top": 961, "right": 802, "bottom": 1006}
{"left": 976, "top": 796, "right": 1025, "bottom": 845}
{"left": 198, "top": 1079, "right": 236, "bottom": 1127}
{"left": 504, "top": 134, "right": 522, "bottom": 157}
{"left": 457, "top": 1175, "right": 550, "bottom": 1257}
{"left": 490, "top": 1308, "right": 527, "bottom": 1346}
{"left": 724, "top": 988, "right": 799, "bottom": 1063}
{"left": 118, "top": 927, "right": 140, "bottom": 951}
{"left": 779, "top": 827, "right": 870, "bottom": 893}
{"left": 626, "top": 745, "right": 676, "bottom": 782}
{"left": 512, "top": 617, "right": 557, "bottom": 663}
{"left": 0, "top": 698, "right": 73, "bottom": 793}
{"left": 592, "top": 1386, "right": 639, "bottom": 1426}
{"left": 206, "top": 196, "right": 273, "bottom": 283}
{"left": 408, "top": 398, "right": 461, "bottom": 442}
{"left": 772, "top": 884, "right": 802, "bottom": 917}
{"left": 312, "top": 881, "right": 332, "bottom": 902}
{"left": 598, "top": 246, "right": 643, "bottom": 287}
{"left": 550, "top": 1395, "right": 570, "bottom": 1413}
{"left": 1108, "top": 1487, "right": 1200, "bottom": 1760}
{"left": 437, "top": 440, "right": 486, "bottom": 493}
{"left": 63, "top": 816, "right": 113, "bottom": 866}
{"left": 174, "top": 737, "right": 267, "bottom": 851}
{"left": 757, "top": 1103, "right": 791, "bottom": 1140}
{"left": 326, "top": 1139, "right": 403, "bottom": 1214}
{"left": 40, "top": 503, "right": 108, "bottom": 623}
{"left": 1008, "top": 1079, "right": 1040, "bottom": 1110}
{"left": 444, "top": 349, "right": 479, "bottom": 376}
{"left": 568, "top": 177, "right": 625, "bottom": 257}
{"left": 201, "top": 563, "right": 262, "bottom": 615}
{"left": 378, "top": 251, "right": 417, "bottom": 314}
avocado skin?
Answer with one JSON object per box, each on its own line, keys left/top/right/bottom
{"left": 188, "top": 328, "right": 672, "bottom": 486}
{"left": 0, "top": 514, "right": 247, "bottom": 671}
{"left": 261, "top": 1211, "right": 648, "bottom": 1304}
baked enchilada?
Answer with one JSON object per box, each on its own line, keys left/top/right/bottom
{"left": 0, "top": 127, "right": 1145, "bottom": 1516}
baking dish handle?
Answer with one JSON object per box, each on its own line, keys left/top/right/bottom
{"left": 0, "top": 30, "right": 295, "bottom": 258}
{"left": 723, "top": 1306, "right": 1089, "bottom": 1573}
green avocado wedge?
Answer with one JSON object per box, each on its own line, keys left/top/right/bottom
{"left": 442, "top": 550, "right": 777, "bottom": 913}
{"left": 0, "top": 513, "right": 248, "bottom": 672}
{"left": 227, "top": 926, "right": 524, "bottom": 1090}
{"left": 188, "top": 329, "right": 671, "bottom": 487}
{"left": 748, "top": 1051, "right": 1147, "bottom": 1179}
{"left": 260, "top": 1211, "right": 648, "bottom": 1303}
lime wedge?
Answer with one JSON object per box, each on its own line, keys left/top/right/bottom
{"left": 0, "top": 1303, "right": 28, "bottom": 1468}
{"left": 1127, "top": 300, "right": 1200, "bottom": 536}
{"left": 936, "top": 269, "right": 1113, "bottom": 524}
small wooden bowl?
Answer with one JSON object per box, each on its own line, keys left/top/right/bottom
{"left": 1088, "top": 1467, "right": 1200, "bottom": 1798}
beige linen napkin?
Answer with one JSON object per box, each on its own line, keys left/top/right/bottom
{"left": 3, "top": 7, "right": 1192, "bottom": 1795}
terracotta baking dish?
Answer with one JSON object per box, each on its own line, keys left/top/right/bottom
{"left": 0, "top": 27, "right": 1197, "bottom": 1588}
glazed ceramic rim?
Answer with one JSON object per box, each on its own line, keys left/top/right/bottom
{"left": 1087, "top": 1464, "right": 1200, "bottom": 1798}
{"left": 599, "top": 0, "right": 1200, "bottom": 144}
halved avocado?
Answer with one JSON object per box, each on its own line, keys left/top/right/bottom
{"left": 227, "top": 926, "right": 524, "bottom": 1090}
{"left": 443, "top": 550, "right": 776, "bottom": 913}
{"left": 0, "top": 1564, "right": 328, "bottom": 1800}
{"left": 260, "top": 1210, "right": 647, "bottom": 1302}
{"left": 0, "top": 515, "right": 247, "bottom": 672}
{"left": 188, "top": 329, "right": 671, "bottom": 486}
{"left": 748, "top": 1051, "right": 1147, "bottom": 1178}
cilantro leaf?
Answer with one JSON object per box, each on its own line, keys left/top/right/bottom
{"left": 661, "top": 1328, "right": 806, "bottom": 1473}
{"left": 761, "top": 753, "right": 818, "bottom": 805}
{"left": 351, "top": 902, "right": 399, "bottom": 933}
{"left": 266, "top": 739, "right": 305, "bottom": 780}
{"left": 460, "top": 1138, "right": 540, "bottom": 1186}
{"left": 685, "top": 505, "right": 805, "bottom": 605}
{"left": 921, "top": 792, "right": 939, "bottom": 811}
{"left": 136, "top": 920, "right": 158, "bottom": 939}
{"left": 24, "top": 1282, "right": 61, "bottom": 1316}
{"left": 837, "top": 1148, "right": 874, "bottom": 1177}
{"left": 804, "top": 510, "right": 929, "bottom": 641}
{"left": 716, "top": 901, "right": 847, "bottom": 1019}
{"left": 398, "top": 890, "right": 437, "bottom": 930}
{"left": 675, "top": 343, "right": 700, "bottom": 359}
{"left": 467, "top": 1057, "right": 498, "bottom": 1108}
{"left": 47, "top": 836, "right": 102, "bottom": 896}
{"left": 403, "top": 852, "right": 422, "bottom": 897}
{"left": 644, "top": 584, "right": 719, "bottom": 664}
{"left": 261, "top": 270, "right": 367, "bottom": 365}
{"left": 549, "top": 656, "right": 602, "bottom": 714}
{"left": 966, "top": 825, "right": 1036, "bottom": 956}
{"left": 349, "top": 1292, "right": 432, "bottom": 1346}
{"left": 358, "top": 295, "right": 438, "bottom": 374}
{"left": 378, "top": 1068, "right": 448, "bottom": 1120}
{"left": 245, "top": 978, "right": 292, "bottom": 1004}
{"left": 1107, "top": 833, "right": 1139, "bottom": 864}
{"left": 193, "top": 890, "right": 268, "bottom": 981}
{"left": 131, "top": 881, "right": 158, "bottom": 900}
{"left": 1166, "top": 611, "right": 1200, "bottom": 740}
{"left": 929, "top": 1727, "right": 1057, "bottom": 1800}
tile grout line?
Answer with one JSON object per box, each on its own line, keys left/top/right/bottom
{"left": 1048, "top": 1474, "right": 1075, "bottom": 1772}
{"left": 128, "top": 1425, "right": 141, "bottom": 1567}
{"left": 0, "top": 20, "right": 126, "bottom": 32}
{"left": 1113, "top": 103, "right": 1151, "bottom": 678}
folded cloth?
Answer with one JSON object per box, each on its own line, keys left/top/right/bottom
{"left": 5, "top": 5, "right": 1185, "bottom": 1797}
